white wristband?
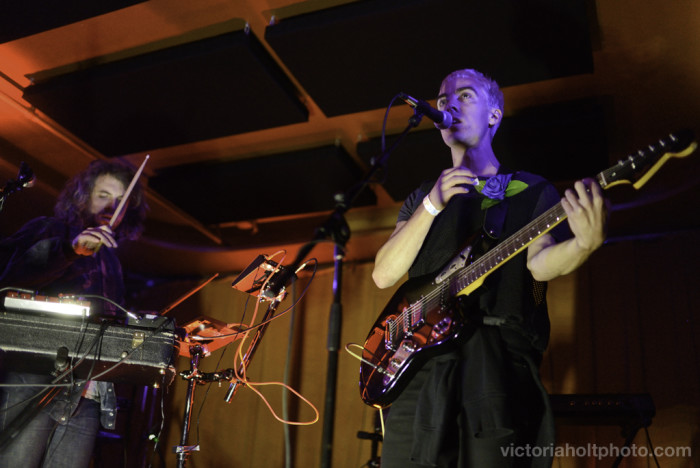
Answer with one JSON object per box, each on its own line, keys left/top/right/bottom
{"left": 422, "top": 195, "right": 442, "bottom": 216}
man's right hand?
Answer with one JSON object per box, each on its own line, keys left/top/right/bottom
{"left": 428, "top": 167, "right": 480, "bottom": 211}
{"left": 71, "top": 225, "right": 117, "bottom": 256}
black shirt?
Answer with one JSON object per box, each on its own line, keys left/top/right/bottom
{"left": 397, "top": 171, "right": 565, "bottom": 351}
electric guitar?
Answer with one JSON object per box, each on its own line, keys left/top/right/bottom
{"left": 359, "top": 129, "right": 697, "bottom": 408}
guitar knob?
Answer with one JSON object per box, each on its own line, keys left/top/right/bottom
{"left": 431, "top": 317, "right": 452, "bottom": 339}
{"left": 401, "top": 341, "right": 416, "bottom": 352}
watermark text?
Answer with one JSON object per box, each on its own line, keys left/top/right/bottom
{"left": 501, "top": 443, "right": 692, "bottom": 460}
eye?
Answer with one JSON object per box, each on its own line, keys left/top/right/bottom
{"left": 459, "top": 91, "right": 474, "bottom": 102}
{"left": 436, "top": 97, "right": 446, "bottom": 109}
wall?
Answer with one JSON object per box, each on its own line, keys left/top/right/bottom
{"left": 150, "top": 230, "right": 698, "bottom": 467}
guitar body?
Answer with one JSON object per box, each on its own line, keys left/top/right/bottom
{"left": 359, "top": 268, "right": 480, "bottom": 408}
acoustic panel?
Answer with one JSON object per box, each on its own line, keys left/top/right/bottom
{"left": 0, "top": 0, "right": 148, "bottom": 43}
{"left": 358, "top": 98, "right": 610, "bottom": 201}
{"left": 266, "top": 0, "right": 594, "bottom": 116}
{"left": 23, "top": 30, "right": 308, "bottom": 157}
{"left": 149, "top": 145, "right": 377, "bottom": 224}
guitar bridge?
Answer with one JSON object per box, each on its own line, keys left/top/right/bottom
{"left": 384, "top": 340, "right": 416, "bottom": 380}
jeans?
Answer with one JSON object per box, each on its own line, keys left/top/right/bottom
{"left": 0, "top": 372, "right": 100, "bottom": 468}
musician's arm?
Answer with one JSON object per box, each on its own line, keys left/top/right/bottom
{"left": 372, "top": 208, "right": 436, "bottom": 289}
{"left": 0, "top": 218, "right": 79, "bottom": 288}
{"left": 527, "top": 179, "right": 607, "bottom": 281}
{"left": 526, "top": 233, "right": 597, "bottom": 281}
{"left": 373, "top": 169, "right": 479, "bottom": 289}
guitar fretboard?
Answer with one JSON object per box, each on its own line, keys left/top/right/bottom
{"left": 454, "top": 201, "right": 568, "bottom": 295}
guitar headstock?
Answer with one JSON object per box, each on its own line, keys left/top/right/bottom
{"left": 600, "top": 129, "right": 697, "bottom": 190}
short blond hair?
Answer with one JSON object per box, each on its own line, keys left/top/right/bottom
{"left": 443, "top": 69, "right": 504, "bottom": 114}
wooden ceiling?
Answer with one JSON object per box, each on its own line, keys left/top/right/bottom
{"left": 1, "top": 0, "right": 699, "bottom": 282}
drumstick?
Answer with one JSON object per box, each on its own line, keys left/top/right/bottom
{"left": 109, "top": 154, "right": 149, "bottom": 228}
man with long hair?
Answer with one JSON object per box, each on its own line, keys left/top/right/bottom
{"left": 0, "top": 160, "right": 148, "bottom": 467}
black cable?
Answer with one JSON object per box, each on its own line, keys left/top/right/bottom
{"left": 189, "top": 258, "right": 319, "bottom": 341}
{"left": 643, "top": 426, "right": 661, "bottom": 467}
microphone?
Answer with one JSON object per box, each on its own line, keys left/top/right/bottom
{"left": 1, "top": 162, "right": 35, "bottom": 207}
{"left": 398, "top": 92, "right": 453, "bottom": 129}
{"left": 18, "top": 162, "right": 35, "bottom": 189}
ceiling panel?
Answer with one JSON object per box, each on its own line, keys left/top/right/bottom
{"left": 149, "top": 144, "right": 377, "bottom": 225}
{"left": 22, "top": 30, "right": 308, "bottom": 157}
{"left": 265, "top": 0, "right": 594, "bottom": 116}
{"left": 0, "top": 0, "right": 148, "bottom": 43}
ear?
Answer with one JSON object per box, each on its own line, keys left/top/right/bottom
{"left": 488, "top": 108, "right": 502, "bottom": 127}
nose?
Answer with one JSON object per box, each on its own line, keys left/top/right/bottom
{"left": 108, "top": 197, "right": 122, "bottom": 212}
{"left": 441, "top": 95, "right": 458, "bottom": 113}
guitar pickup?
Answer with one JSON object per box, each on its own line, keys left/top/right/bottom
{"left": 384, "top": 316, "right": 400, "bottom": 350}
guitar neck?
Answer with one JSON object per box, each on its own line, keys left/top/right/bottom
{"left": 452, "top": 170, "right": 612, "bottom": 294}
{"left": 453, "top": 200, "right": 567, "bottom": 294}
{"left": 447, "top": 129, "right": 697, "bottom": 297}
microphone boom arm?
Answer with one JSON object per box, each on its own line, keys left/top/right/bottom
{"left": 262, "top": 112, "right": 422, "bottom": 299}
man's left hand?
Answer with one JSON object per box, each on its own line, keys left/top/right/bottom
{"left": 562, "top": 178, "right": 608, "bottom": 252}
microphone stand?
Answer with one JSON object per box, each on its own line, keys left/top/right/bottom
{"left": 263, "top": 109, "right": 425, "bottom": 468}
{"left": 174, "top": 296, "right": 283, "bottom": 467}
{"left": 174, "top": 344, "right": 204, "bottom": 468}
{"left": 174, "top": 343, "right": 238, "bottom": 468}
{"left": 0, "top": 161, "right": 34, "bottom": 213}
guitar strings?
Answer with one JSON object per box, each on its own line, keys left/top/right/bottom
{"left": 391, "top": 201, "right": 570, "bottom": 340}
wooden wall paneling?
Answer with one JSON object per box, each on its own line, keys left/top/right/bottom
{"left": 154, "top": 231, "right": 699, "bottom": 467}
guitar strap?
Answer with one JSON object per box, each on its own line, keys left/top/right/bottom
{"left": 481, "top": 170, "right": 519, "bottom": 240}
{"left": 482, "top": 197, "right": 508, "bottom": 240}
